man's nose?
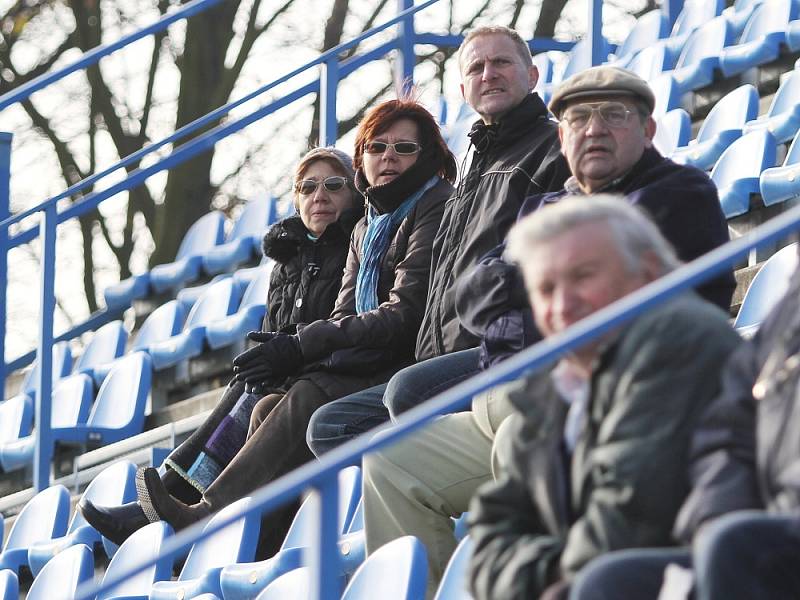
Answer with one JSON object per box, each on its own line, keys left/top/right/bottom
{"left": 584, "top": 110, "right": 610, "bottom": 135}
{"left": 482, "top": 62, "right": 498, "bottom": 80}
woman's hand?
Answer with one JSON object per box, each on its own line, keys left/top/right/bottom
{"left": 233, "top": 331, "right": 304, "bottom": 383}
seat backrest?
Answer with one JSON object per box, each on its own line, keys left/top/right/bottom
{"left": 3, "top": 485, "right": 70, "bottom": 553}
{"left": 562, "top": 36, "right": 611, "bottom": 80}
{"left": 86, "top": 351, "right": 151, "bottom": 431}
{"left": 671, "top": 0, "right": 725, "bottom": 38}
{"left": 26, "top": 544, "right": 93, "bottom": 600}
{"left": 240, "top": 261, "right": 275, "bottom": 310}
{"left": 227, "top": 196, "right": 276, "bottom": 243}
{"left": 650, "top": 73, "right": 680, "bottom": 118}
{"left": 175, "top": 211, "right": 226, "bottom": 261}
{"left": 21, "top": 341, "right": 73, "bottom": 398}
{"left": 627, "top": 44, "right": 671, "bottom": 81}
{"left": 347, "top": 499, "right": 364, "bottom": 534}
{"left": 70, "top": 460, "right": 137, "bottom": 533}
{"left": 184, "top": 277, "right": 243, "bottom": 329}
{"left": 180, "top": 496, "right": 260, "bottom": 579}
{"left": 0, "top": 394, "right": 32, "bottom": 444}
{"left": 97, "top": 521, "right": 174, "bottom": 600}
{"left": 51, "top": 373, "right": 93, "bottom": 429}
{"left": 341, "top": 536, "right": 428, "bottom": 600}
{"left": 711, "top": 130, "right": 777, "bottom": 186}
{"left": 255, "top": 567, "right": 311, "bottom": 600}
{"left": 433, "top": 536, "right": 474, "bottom": 600}
{"left": 617, "top": 9, "right": 670, "bottom": 62}
{"left": 739, "top": 0, "right": 796, "bottom": 43}
{"left": 281, "top": 466, "right": 362, "bottom": 551}
{"left": 0, "top": 570, "right": 17, "bottom": 600}
{"left": 767, "top": 69, "right": 800, "bottom": 116}
{"left": 532, "top": 52, "right": 553, "bottom": 85}
{"left": 131, "top": 300, "right": 187, "bottom": 352}
{"left": 783, "top": 128, "right": 800, "bottom": 166}
{"left": 675, "top": 16, "right": 731, "bottom": 69}
{"left": 734, "top": 243, "right": 799, "bottom": 330}
{"left": 697, "top": 84, "right": 759, "bottom": 142}
{"left": 653, "top": 108, "right": 691, "bottom": 155}
{"left": 72, "top": 320, "right": 127, "bottom": 375}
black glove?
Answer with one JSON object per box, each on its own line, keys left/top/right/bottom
{"left": 233, "top": 331, "right": 304, "bottom": 383}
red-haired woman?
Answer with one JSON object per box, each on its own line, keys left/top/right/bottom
{"left": 82, "top": 98, "right": 456, "bottom": 556}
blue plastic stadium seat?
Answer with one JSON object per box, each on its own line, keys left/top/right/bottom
{"left": 453, "top": 512, "right": 470, "bottom": 542}
{"left": 0, "top": 374, "right": 93, "bottom": 473}
{"left": 146, "top": 278, "right": 243, "bottom": 370}
{"left": 671, "top": 84, "right": 760, "bottom": 170}
{"left": 21, "top": 340, "right": 72, "bottom": 399}
{"left": 0, "top": 570, "right": 17, "bottom": 600}
{"left": 614, "top": 9, "right": 670, "bottom": 65}
{"left": 27, "top": 460, "right": 137, "bottom": 576}
{"left": 653, "top": 108, "right": 692, "bottom": 156}
{"left": 26, "top": 544, "right": 93, "bottom": 600}
{"left": 0, "top": 485, "right": 70, "bottom": 574}
{"left": 743, "top": 70, "right": 800, "bottom": 143}
{"left": 561, "top": 37, "right": 612, "bottom": 81}
{"left": 650, "top": 73, "right": 682, "bottom": 118}
{"left": 627, "top": 44, "right": 673, "bottom": 82}
{"left": 72, "top": 320, "right": 128, "bottom": 382}
{"left": 176, "top": 274, "right": 232, "bottom": 315}
{"left": 220, "top": 466, "right": 363, "bottom": 600}
{"left": 0, "top": 393, "right": 33, "bottom": 447}
{"left": 202, "top": 196, "right": 277, "bottom": 276}
{"left": 55, "top": 352, "right": 152, "bottom": 445}
{"left": 724, "top": 0, "right": 767, "bottom": 37}
{"left": 712, "top": 130, "right": 778, "bottom": 218}
{"left": 718, "top": 0, "right": 798, "bottom": 78}
{"left": 206, "top": 262, "right": 275, "bottom": 350}
{"left": 433, "top": 536, "right": 474, "bottom": 600}
{"left": 667, "top": 16, "right": 733, "bottom": 96}
{"left": 661, "top": 0, "right": 725, "bottom": 64}
{"left": 103, "top": 272, "right": 150, "bottom": 311}
{"left": 341, "top": 536, "right": 428, "bottom": 600}
{"left": 149, "top": 211, "right": 226, "bottom": 294}
{"left": 734, "top": 243, "right": 799, "bottom": 337}
{"left": 91, "top": 300, "right": 187, "bottom": 386}
{"left": 760, "top": 129, "right": 800, "bottom": 206}
{"left": 149, "top": 497, "right": 261, "bottom": 600}
{"left": 254, "top": 568, "right": 310, "bottom": 600}
{"left": 96, "top": 521, "right": 174, "bottom": 600}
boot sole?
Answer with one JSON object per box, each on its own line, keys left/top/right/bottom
{"left": 136, "top": 467, "right": 161, "bottom": 524}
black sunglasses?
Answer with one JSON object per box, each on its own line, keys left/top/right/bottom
{"left": 363, "top": 141, "right": 422, "bottom": 155}
{"left": 295, "top": 176, "right": 349, "bottom": 195}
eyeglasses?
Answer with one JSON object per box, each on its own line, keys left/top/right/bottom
{"left": 295, "top": 176, "right": 349, "bottom": 195}
{"left": 363, "top": 141, "right": 422, "bottom": 155}
{"left": 561, "top": 102, "right": 639, "bottom": 131}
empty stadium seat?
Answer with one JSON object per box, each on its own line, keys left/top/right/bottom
{"left": 718, "top": 0, "right": 799, "bottom": 78}
{"left": 0, "top": 570, "right": 17, "bottom": 600}
{"left": 149, "top": 496, "right": 261, "bottom": 600}
{"left": 668, "top": 16, "right": 733, "bottom": 96}
{"left": 27, "top": 460, "right": 137, "bottom": 576}
{"left": 671, "top": 84, "right": 760, "bottom": 170}
{"left": 254, "top": 568, "right": 310, "bottom": 600}
{"left": 206, "top": 261, "right": 275, "bottom": 350}
{"left": 26, "top": 544, "right": 93, "bottom": 600}
{"left": 202, "top": 196, "right": 276, "bottom": 276}
{"left": 0, "top": 484, "right": 70, "bottom": 574}
{"left": 653, "top": 108, "right": 692, "bottom": 156}
{"left": 760, "top": 129, "right": 800, "bottom": 206}
{"left": 341, "top": 536, "right": 428, "bottom": 600}
{"left": 662, "top": 0, "right": 726, "bottom": 63}
{"left": 743, "top": 69, "right": 800, "bottom": 143}
{"left": 433, "top": 536, "right": 474, "bottom": 600}
{"left": 627, "top": 44, "right": 673, "bottom": 82}
{"left": 724, "top": 0, "right": 767, "bottom": 37}
{"left": 712, "top": 129, "right": 778, "bottom": 218}
{"left": 614, "top": 9, "right": 670, "bottom": 66}
{"left": 146, "top": 278, "right": 243, "bottom": 370}
{"left": 734, "top": 243, "right": 799, "bottom": 336}
{"left": 0, "top": 393, "right": 33, "bottom": 451}
{"left": 220, "top": 466, "right": 363, "bottom": 600}
{"left": 72, "top": 320, "right": 127, "bottom": 382}
{"left": 96, "top": 522, "right": 174, "bottom": 600}
{"left": 650, "top": 73, "right": 682, "bottom": 117}
{"left": 20, "top": 340, "right": 72, "bottom": 399}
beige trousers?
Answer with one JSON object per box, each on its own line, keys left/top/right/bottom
{"left": 361, "top": 382, "right": 516, "bottom": 599}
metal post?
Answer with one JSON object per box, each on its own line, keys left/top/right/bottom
{"left": 320, "top": 58, "right": 339, "bottom": 146}
{"left": 588, "top": 0, "right": 604, "bottom": 66}
{"left": 34, "top": 203, "right": 57, "bottom": 491}
{"left": 663, "top": 0, "right": 683, "bottom": 30}
{"left": 0, "top": 133, "right": 11, "bottom": 399}
{"left": 310, "top": 474, "right": 340, "bottom": 600}
{"left": 395, "top": 0, "right": 415, "bottom": 95}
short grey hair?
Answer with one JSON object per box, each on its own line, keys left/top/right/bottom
{"left": 505, "top": 194, "right": 681, "bottom": 276}
{"left": 458, "top": 25, "right": 533, "bottom": 70}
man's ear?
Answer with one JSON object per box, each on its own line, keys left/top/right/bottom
{"left": 643, "top": 115, "right": 656, "bottom": 148}
{"left": 528, "top": 64, "right": 539, "bottom": 91}
{"left": 558, "top": 123, "right": 565, "bottom": 151}
{"left": 640, "top": 250, "right": 663, "bottom": 283}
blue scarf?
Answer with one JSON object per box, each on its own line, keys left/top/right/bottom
{"left": 355, "top": 176, "right": 439, "bottom": 313}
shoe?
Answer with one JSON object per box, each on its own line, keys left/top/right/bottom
{"left": 78, "top": 498, "right": 149, "bottom": 546}
{"left": 138, "top": 466, "right": 211, "bottom": 531}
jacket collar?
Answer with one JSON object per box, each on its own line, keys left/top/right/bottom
{"left": 468, "top": 93, "right": 552, "bottom": 156}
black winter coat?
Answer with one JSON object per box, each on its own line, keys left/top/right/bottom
{"left": 415, "top": 93, "right": 569, "bottom": 361}
{"left": 261, "top": 210, "right": 361, "bottom": 333}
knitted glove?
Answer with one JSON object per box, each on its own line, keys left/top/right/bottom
{"left": 233, "top": 331, "right": 304, "bottom": 383}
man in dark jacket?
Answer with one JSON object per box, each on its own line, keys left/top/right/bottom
{"left": 306, "top": 25, "right": 568, "bottom": 455}
{"left": 569, "top": 254, "right": 800, "bottom": 600}
{"left": 467, "top": 196, "right": 741, "bottom": 600}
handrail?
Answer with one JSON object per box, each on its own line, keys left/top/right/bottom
{"left": 75, "top": 198, "right": 800, "bottom": 600}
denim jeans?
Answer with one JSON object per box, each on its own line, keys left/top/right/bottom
{"left": 569, "top": 511, "right": 800, "bottom": 600}
{"left": 306, "top": 348, "right": 481, "bottom": 456}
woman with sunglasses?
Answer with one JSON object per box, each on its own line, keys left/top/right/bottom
{"left": 81, "top": 99, "right": 457, "bottom": 557}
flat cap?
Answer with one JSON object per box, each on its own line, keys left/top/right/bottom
{"left": 548, "top": 65, "right": 656, "bottom": 118}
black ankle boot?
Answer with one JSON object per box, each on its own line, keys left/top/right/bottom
{"left": 138, "top": 467, "right": 211, "bottom": 531}
{"left": 78, "top": 498, "right": 150, "bottom": 546}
